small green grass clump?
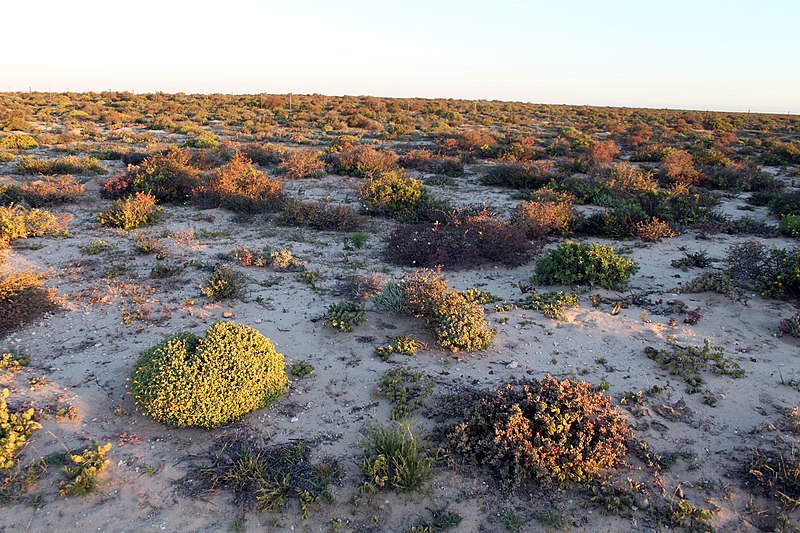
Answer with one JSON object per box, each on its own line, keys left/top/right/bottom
{"left": 533, "top": 241, "right": 638, "bottom": 290}
{"left": 325, "top": 301, "right": 366, "bottom": 332}
{"left": 59, "top": 442, "right": 112, "bottom": 496}
{"left": 746, "top": 448, "right": 800, "bottom": 509}
{"left": 358, "top": 421, "right": 434, "bottom": 494}
{"left": 291, "top": 362, "right": 314, "bottom": 378}
{"left": 779, "top": 309, "right": 800, "bottom": 337}
{"left": 130, "top": 322, "right": 288, "bottom": 428}
{"left": 197, "top": 438, "right": 339, "bottom": 519}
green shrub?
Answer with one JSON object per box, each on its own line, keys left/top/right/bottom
{"left": 517, "top": 290, "right": 579, "bottom": 319}
{"left": 130, "top": 322, "right": 288, "bottom": 428}
{"left": 644, "top": 340, "right": 744, "bottom": 394}
{"left": 360, "top": 170, "right": 424, "bottom": 218}
{"left": 377, "top": 368, "right": 433, "bottom": 420}
{"left": 1, "top": 388, "right": 41, "bottom": 470}
{"left": 374, "top": 336, "right": 423, "bottom": 360}
{"left": 97, "top": 192, "right": 161, "bottom": 230}
{"left": 183, "top": 131, "right": 219, "bottom": 148}
{"left": 15, "top": 155, "right": 104, "bottom": 175}
{"left": 399, "top": 270, "right": 495, "bottom": 352}
{"left": 128, "top": 147, "right": 202, "bottom": 203}
{"left": 358, "top": 421, "right": 434, "bottom": 494}
{"left": 780, "top": 214, "right": 800, "bottom": 238}
{"left": 200, "top": 265, "right": 246, "bottom": 300}
{"left": 533, "top": 241, "right": 638, "bottom": 290}
{"left": 724, "top": 240, "right": 800, "bottom": 299}
{"left": 450, "top": 375, "right": 629, "bottom": 485}
{"left": 325, "top": 301, "right": 366, "bottom": 332}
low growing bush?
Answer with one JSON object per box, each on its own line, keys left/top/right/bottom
{"left": 533, "top": 241, "right": 638, "bottom": 290}
{"left": 360, "top": 170, "right": 424, "bottom": 218}
{"left": 0, "top": 271, "right": 59, "bottom": 335}
{"left": 130, "top": 322, "right": 288, "bottom": 428}
{"left": 97, "top": 192, "right": 161, "bottom": 230}
{"left": 450, "top": 375, "right": 629, "bottom": 485}
{"left": 512, "top": 189, "right": 575, "bottom": 239}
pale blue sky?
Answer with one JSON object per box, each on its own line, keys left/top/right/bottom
{"left": 2, "top": 0, "right": 798, "bottom": 112}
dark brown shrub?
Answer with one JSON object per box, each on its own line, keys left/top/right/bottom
{"left": 384, "top": 206, "right": 532, "bottom": 269}
{"left": 241, "top": 143, "right": 288, "bottom": 166}
{"left": 450, "top": 375, "right": 629, "bottom": 485}
{"left": 481, "top": 161, "right": 552, "bottom": 189}
{"left": 276, "top": 199, "right": 365, "bottom": 231}
{"left": 0, "top": 270, "right": 60, "bottom": 335}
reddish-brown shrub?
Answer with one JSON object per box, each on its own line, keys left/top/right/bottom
{"left": 399, "top": 149, "right": 464, "bottom": 176}
{"left": 588, "top": 140, "right": 620, "bottom": 166}
{"left": 456, "top": 130, "right": 497, "bottom": 152}
{"left": 0, "top": 270, "right": 60, "bottom": 335}
{"left": 100, "top": 173, "right": 133, "bottom": 199}
{"left": 329, "top": 145, "right": 399, "bottom": 177}
{"left": 512, "top": 189, "right": 575, "bottom": 238}
{"left": 636, "top": 217, "right": 678, "bottom": 242}
{"left": 201, "top": 152, "right": 283, "bottom": 212}
{"left": 277, "top": 149, "right": 326, "bottom": 179}
{"left": 661, "top": 149, "right": 701, "bottom": 186}
{"left": 450, "top": 375, "right": 629, "bottom": 485}
{"left": 17, "top": 175, "right": 85, "bottom": 207}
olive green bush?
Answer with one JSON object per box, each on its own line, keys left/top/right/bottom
{"left": 130, "top": 322, "right": 288, "bottom": 428}
{"left": 1, "top": 388, "right": 41, "bottom": 470}
{"left": 97, "top": 191, "right": 161, "bottom": 230}
{"left": 533, "top": 241, "right": 639, "bottom": 290}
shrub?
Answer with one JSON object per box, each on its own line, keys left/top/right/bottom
{"left": 358, "top": 421, "right": 433, "bottom": 494}
{"left": 1, "top": 388, "right": 41, "bottom": 470}
{"left": 644, "top": 340, "right": 744, "bottom": 393}
{"left": 374, "top": 336, "right": 423, "bottom": 360}
{"left": 241, "top": 142, "right": 287, "bottom": 166}
{"left": 597, "top": 163, "right": 658, "bottom": 194}
{"left": 201, "top": 152, "right": 283, "bottom": 212}
{"left": 588, "top": 140, "right": 620, "bottom": 166}
{"left": 376, "top": 367, "right": 433, "bottom": 419}
{"left": 399, "top": 149, "right": 464, "bottom": 176}
{"left": 325, "top": 301, "right": 366, "bottom": 332}
{"left": 59, "top": 442, "right": 112, "bottom": 496}
{"left": 330, "top": 145, "right": 399, "bottom": 177}
{"left": 481, "top": 161, "right": 551, "bottom": 189}
{"left": 130, "top": 322, "right": 288, "bottom": 428}
{"left": 0, "top": 134, "right": 38, "bottom": 150}
{"left": 183, "top": 131, "right": 219, "bottom": 148}
{"left": 517, "top": 290, "right": 579, "bottom": 319}
{"left": 661, "top": 149, "right": 700, "bottom": 186}
{"left": 200, "top": 265, "right": 247, "bottom": 300}
{"left": 384, "top": 206, "right": 531, "bottom": 269}
{"left": 278, "top": 149, "right": 326, "bottom": 179}
{"left": 97, "top": 192, "right": 161, "bottom": 230}
{"left": 450, "top": 376, "right": 629, "bottom": 485}
{"left": 17, "top": 175, "right": 85, "bottom": 206}
{"left": 276, "top": 199, "right": 365, "bottom": 231}
{"left": 127, "top": 147, "right": 202, "bottom": 203}
{"left": 636, "top": 217, "right": 677, "bottom": 242}
{"left": 0, "top": 270, "right": 59, "bottom": 335}
{"left": 360, "top": 170, "right": 424, "bottom": 218}
{"left": 399, "top": 269, "right": 495, "bottom": 352}
{"left": 512, "top": 189, "right": 575, "bottom": 238}
{"left": 724, "top": 241, "right": 800, "bottom": 299}
{"left": 15, "top": 155, "right": 104, "bottom": 175}
{"left": 0, "top": 204, "right": 70, "bottom": 247}
{"left": 780, "top": 214, "right": 800, "bottom": 238}
{"left": 534, "top": 241, "right": 638, "bottom": 290}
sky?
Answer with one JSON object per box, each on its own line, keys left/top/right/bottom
{"left": 2, "top": 0, "right": 798, "bottom": 113}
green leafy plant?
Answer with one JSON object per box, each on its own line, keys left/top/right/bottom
{"left": 533, "top": 241, "right": 639, "bottom": 290}
{"left": 644, "top": 339, "right": 744, "bottom": 393}
{"left": 0, "top": 204, "right": 70, "bottom": 247}
{"left": 360, "top": 170, "right": 424, "bottom": 218}
{"left": 325, "top": 301, "right": 366, "bottom": 332}
{"left": 779, "top": 309, "right": 800, "bottom": 337}
{"left": 374, "top": 336, "right": 423, "bottom": 360}
{"left": 780, "top": 214, "right": 800, "bottom": 238}
{"left": 59, "top": 442, "right": 112, "bottom": 496}
{"left": 200, "top": 265, "right": 246, "bottom": 300}
{"left": 291, "top": 362, "right": 314, "bottom": 378}
{"left": 517, "top": 290, "right": 579, "bottom": 319}
{"left": 376, "top": 368, "right": 434, "bottom": 419}
{"left": 130, "top": 322, "right": 288, "bottom": 428}
{"left": 450, "top": 375, "right": 629, "bottom": 485}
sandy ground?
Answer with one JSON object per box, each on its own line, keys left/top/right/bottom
{"left": 1, "top": 159, "right": 798, "bottom": 533}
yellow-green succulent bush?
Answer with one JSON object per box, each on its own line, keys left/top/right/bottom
{"left": 130, "top": 322, "right": 288, "bottom": 428}
{"left": 1, "top": 388, "right": 41, "bottom": 470}
{"left": 59, "top": 441, "right": 112, "bottom": 496}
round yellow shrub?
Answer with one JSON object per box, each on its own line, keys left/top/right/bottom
{"left": 130, "top": 322, "right": 288, "bottom": 428}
